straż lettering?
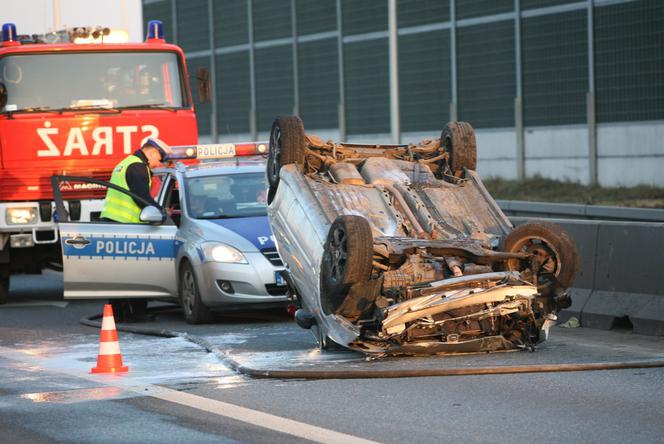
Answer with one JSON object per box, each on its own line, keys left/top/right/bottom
{"left": 37, "top": 121, "right": 159, "bottom": 157}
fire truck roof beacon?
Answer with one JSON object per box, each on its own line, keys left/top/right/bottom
{"left": 146, "top": 20, "right": 164, "bottom": 42}
{"left": 2, "top": 23, "right": 17, "bottom": 43}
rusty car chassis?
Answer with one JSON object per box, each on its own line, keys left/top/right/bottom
{"left": 266, "top": 116, "right": 579, "bottom": 356}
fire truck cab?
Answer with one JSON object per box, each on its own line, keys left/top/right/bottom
{"left": 0, "top": 21, "right": 200, "bottom": 303}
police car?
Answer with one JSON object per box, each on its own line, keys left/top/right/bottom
{"left": 52, "top": 142, "right": 288, "bottom": 323}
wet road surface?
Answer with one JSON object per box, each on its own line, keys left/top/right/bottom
{"left": 1, "top": 272, "right": 664, "bottom": 443}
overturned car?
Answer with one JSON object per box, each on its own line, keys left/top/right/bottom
{"left": 266, "top": 116, "right": 579, "bottom": 355}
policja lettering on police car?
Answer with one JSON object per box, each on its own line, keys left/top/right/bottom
{"left": 96, "top": 239, "right": 156, "bottom": 256}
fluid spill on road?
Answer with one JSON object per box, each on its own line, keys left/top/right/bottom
{"left": 11, "top": 334, "right": 242, "bottom": 388}
{"left": 19, "top": 386, "right": 132, "bottom": 404}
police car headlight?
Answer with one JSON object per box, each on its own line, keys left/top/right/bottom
{"left": 202, "top": 242, "right": 248, "bottom": 264}
{"left": 6, "top": 207, "right": 38, "bottom": 225}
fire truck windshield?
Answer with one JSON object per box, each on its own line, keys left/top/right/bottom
{"left": 0, "top": 51, "right": 186, "bottom": 113}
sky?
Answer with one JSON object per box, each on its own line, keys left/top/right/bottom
{"left": 0, "top": 0, "right": 143, "bottom": 42}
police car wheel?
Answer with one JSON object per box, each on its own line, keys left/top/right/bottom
{"left": 179, "top": 261, "right": 213, "bottom": 324}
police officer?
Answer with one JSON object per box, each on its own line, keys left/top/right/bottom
{"left": 101, "top": 138, "right": 172, "bottom": 223}
{"left": 100, "top": 138, "right": 171, "bottom": 321}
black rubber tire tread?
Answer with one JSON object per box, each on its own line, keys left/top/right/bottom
{"left": 502, "top": 221, "right": 579, "bottom": 289}
{"left": 179, "top": 260, "right": 213, "bottom": 324}
{"left": 0, "top": 276, "right": 8, "bottom": 304}
{"left": 322, "top": 215, "right": 373, "bottom": 288}
{"left": 440, "top": 121, "right": 477, "bottom": 174}
{"left": 267, "top": 115, "right": 306, "bottom": 188}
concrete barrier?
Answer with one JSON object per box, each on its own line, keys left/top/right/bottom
{"left": 511, "top": 217, "right": 664, "bottom": 336}
{"left": 499, "top": 200, "right": 664, "bottom": 222}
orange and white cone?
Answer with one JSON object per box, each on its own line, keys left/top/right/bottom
{"left": 91, "top": 304, "right": 129, "bottom": 374}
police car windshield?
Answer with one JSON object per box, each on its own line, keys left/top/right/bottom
{"left": 185, "top": 172, "right": 268, "bottom": 220}
{"left": 0, "top": 51, "right": 186, "bottom": 112}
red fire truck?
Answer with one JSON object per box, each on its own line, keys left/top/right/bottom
{"left": 0, "top": 21, "right": 201, "bottom": 303}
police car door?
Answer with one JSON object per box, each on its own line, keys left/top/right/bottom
{"left": 52, "top": 175, "right": 178, "bottom": 299}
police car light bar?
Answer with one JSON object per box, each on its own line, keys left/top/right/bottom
{"left": 167, "top": 142, "right": 268, "bottom": 161}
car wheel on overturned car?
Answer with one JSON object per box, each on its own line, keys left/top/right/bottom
{"left": 320, "top": 215, "right": 373, "bottom": 314}
{"left": 267, "top": 115, "right": 306, "bottom": 190}
{"left": 440, "top": 121, "right": 477, "bottom": 180}
{"left": 502, "top": 221, "right": 579, "bottom": 293}
{"left": 179, "top": 260, "right": 213, "bottom": 324}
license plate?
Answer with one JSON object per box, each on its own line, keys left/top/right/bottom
{"left": 196, "top": 144, "right": 236, "bottom": 159}
{"left": 275, "top": 271, "right": 286, "bottom": 286}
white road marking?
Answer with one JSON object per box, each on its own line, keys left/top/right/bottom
{"left": 3, "top": 301, "right": 69, "bottom": 308}
{"left": 0, "top": 346, "right": 379, "bottom": 444}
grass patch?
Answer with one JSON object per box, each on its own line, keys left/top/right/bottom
{"left": 483, "top": 176, "right": 664, "bottom": 208}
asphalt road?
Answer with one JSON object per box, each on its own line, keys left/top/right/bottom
{"left": 1, "top": 272, "right": 664, "bottom": 443}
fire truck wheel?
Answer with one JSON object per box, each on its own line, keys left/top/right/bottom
{"left": 267, "top": 115, "right": 306, "bottom": 189}
{"left": 440, "top": 121, "right": 477, "bottom": 180}
{"left": 0, "top": 275, "right": 8, "bottom": 304}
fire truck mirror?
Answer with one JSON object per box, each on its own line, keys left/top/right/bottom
{"left": 0, "top": 82, "right": 6, "bottom": 109}
{"left": 196, "top": 67, "right": 211, "bottom": 104}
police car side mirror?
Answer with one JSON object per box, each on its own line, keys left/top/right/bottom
{"left": 140, "top": 206, "right": 165, "bottom": 224}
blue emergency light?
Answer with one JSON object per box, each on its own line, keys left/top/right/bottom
{"left": 2, "top": 23, "right": 17, "bottom": 42}
{"left": 146, "top": 20, "right": 164, "bottom": 41}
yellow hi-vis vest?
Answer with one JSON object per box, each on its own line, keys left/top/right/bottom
{"left": 100, "top": 155, "right": 152, "bottom": 223}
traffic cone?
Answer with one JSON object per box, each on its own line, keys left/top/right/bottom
{"left": 91, "top": 304, "right": 128, "bottom": 374}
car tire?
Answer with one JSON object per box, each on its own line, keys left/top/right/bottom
{"left": 0, "top": 275, "right": 8, "bottom": 305}
{"left": 267, "top": 115, "right": 306, "bottom": 189}
{"left": 322, "top": 215, "right": 373, "bottom": 288}
{"left": 440, "top": 121, "right": 477, "bottom": 179}
{"left": 320, "top": 215, "right": 373, "bottom": 313}
{"left": 179, "top": 260, "right": 213, "bottom": 324}
{"left": 502, "top": 221, "right": 579, "bottom": 291}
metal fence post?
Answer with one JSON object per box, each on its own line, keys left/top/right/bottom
{"left": 388, "top": 0, "right": 400, "bottom": 143}
{"left": 208, "top": 0, "right": 218, "bottom": 143}
{"left": 587, "top": 0, "right": 598, "bottom": 185}
{"left": 291, "top": 0, "right": 299, "bottom": 117}
{"left": 336, "top": 0, "right": 346, "bottom": 141}
{"left": 450, "top": 0, "right": 458, "bottom": 122}
{"left": 171, "top": 0, "right": 178, "bottom": 44}
{"left": 515, "top": 0, "right": 525, "bottom": 180}
{"left": 248, "top": 0, "right": 257, "bottom": 140}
